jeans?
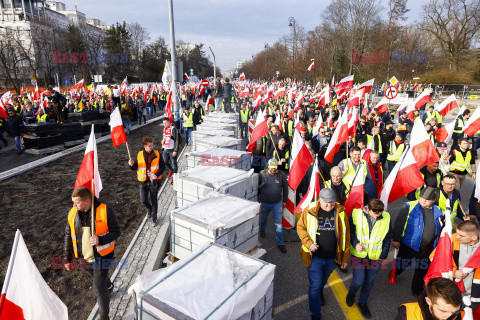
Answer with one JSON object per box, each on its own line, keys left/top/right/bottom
{"left": 214, "top": 97, "right": 223, "bottom": 111}
{"left": 387, "top": 160, "right": 397, "bottom": 174}
{"left": 240, "top": 122, "right": 248, "bottom": 139}
{"left": 86, "top": 255, "right": 113, "bottom": 318}
{"left": 163, "top": 149, "right": 178, "bottom": 173}
{"left": 14, "top": 135, "right": 21, "bottom": 152}
{"left": 307, "top": 256, "right": 337, "bottom": 318}
{"left": 349, "top": 257, "right": 382, "bottom": 303}
{"left": 260, "top": 201, "right": 284, "bottom": 245}
{"left": 147, "top": 106, "right": 153, "bottom": 118}
{"left": 139, "top": 182, "right": 158, "bottom": 222}
{"left": 223, "top": 98, "right": 231, "bottom": 113}
{"left": 122, "top": 119, "right": 132, "bottom": 133}
{"left": 138, "top": 113, "right": 146, "bottom": 125}
{"left": 184, "top": 127, "right": 193, "bottom": 145}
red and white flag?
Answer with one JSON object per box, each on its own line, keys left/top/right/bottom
{"left": 410, "top": 118, "right": 440, "bottom": 168}
{"left": 295, "top": 91, "right": 304, "bottom": 110}
{"left": 0, "top": 230, "right": 68, "bottom": 320}
{"left": 288, "top": 128, "right": 313, "bottom": 190}
{"left": 294, "top": 161, "right": 320, "bottom": 213}
{"left": 273, "top": 87, "right": 286, "bottom": 100}
{"left": 0, "top": 91, "right": 12, "bottom": 119}
{"left": 253, "top": 95, "right": 262, "bottom": 110}
{"left": 424, "top": 204, "right": 453, "bottom": 285}
{"left": 412, "top": 89, "right": 431, "bottom": 110}
{"left": 335, "top": 75, "right": 354, "bottom": 99}
{"left": 239, "top": 87, "right": 250, "bottom": 98}
{"left": 307, "top": 59, "right": 315, "bottom": 71}
{"left": 247, "top": 110, "right": 269, "bottom": 152}
{"left": 344, "top": 162, "right": 365, "bottom": 217}
{"left": 313, "top": 111, "right": 324, "bottom": 135}
{"left": 239, "top": 72, "right": 245, "bottom": 81}
{"left": 348, "top": 107, "right": 358, "bottom": 137}
{"left": 318, "top": 85, "right": 330, "bottom": 107}
{"left": 33, "top": 84, "right": 40, "bottom": 101}
{"left": 206, "top": 95, "right": 214, "bottom": 112}
{"left": 357, "top": 78, "right": 374, "bottom": 94}
{"left": 374, "top": 97, "right": 389, "bottom": 114}
{"left": 435, "top": 94, "right": 458, "bottom": 117}
{"left": 109, "top": 107, "right": 127, "bottom": 148}
{"left": 380, "top": 147, "right": 424, "bottom": 210}
{"left": 120, "top": 77, "right": 127, "bottom": 96}
{"left": 71, "top": 79, "right": 84, "bottom": 91}
{"left": 198, "top": 79, "right": 209, "bottom": 96}
{"left": 433, "top": 121, "right": 456, "bottom": 144}
{"left": 74, "top": 125, "right": 103, "bottom": 197}
{"left": 165, "top": 90, "right": 173, "bottom": 122}
{"left": 324, "top": 110, "right": 349, "bottom": 163}
{"left": 184, "top": 73, "right": 189, "bottom": 81}
{"left": 464, "top": 107, "right": 480, "bottom": 137}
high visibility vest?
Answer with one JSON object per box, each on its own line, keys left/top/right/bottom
{"left": 438, "top": 191, "right": 459, "bottom": 221}
{"left": 350, "top": 209, "right": 390, "bottom": 260}
{"left": 137, "top": 150, "right": 163, "bottom": 182}
{"left": 398, "top": 118, "right": 407, "bottom": 131}
{"left": 450, "top": 150, "right": 472, "bottom": 173}
{"left": 324, "top": 179, "right": 351, "bottom": 193}
{"left": 288, "top": 120, "right": 294, "bottom": 137}
{"left": 183, "top": 112, "right": 194, "bottom": 128}
{"left": 307, "top": 122, "right": 315, "bottom": 136}
{"left": 240, "top": 110, "right": 250, "bottom": 123}
{"left": 425, "top": 110, "right": 443, "bottom": 124}
{"left": 301, "top": 210, "right": 347, "bottom": 254}
{"left": 387, "top": 141, "right": 405, "bottom": 162}
{"left": 414, "top": 171, "right": 442, "bottom": 199}
{"left": 454, "top": 117, "right": 465, "bottom": 134}
{"left": 342, "top": 159, "right": 368, "bottom": 185}
{"left": 400, "top": 303, "right": 423, "bottom": 319}
{"left": 273, "top": 149, "right": 290, "bottom": 169}
{"left": 366, "top": 135, "right": 382, "bottom": 153}
{"left": 68, "top": 203, "right": 114, "bottom": 258}
{"left": 37, "top": 114, "right": 48, "bottom": 122}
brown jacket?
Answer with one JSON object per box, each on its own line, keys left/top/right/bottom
{"left": 297, "top": 202, "right": 350, "bottom": 267}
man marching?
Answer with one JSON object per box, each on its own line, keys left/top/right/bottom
{"left": 161, "top": 116, "right": 180, "bottom": 184}
{"left": 129, "top": 137, "right": 165, "bottom": 225}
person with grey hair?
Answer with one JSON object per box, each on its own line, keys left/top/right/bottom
{"left": 321, "top": 166, "right": 350, "bottom": 205}
{"left": 273, "top": 137, "right": 290, "bottom": 173}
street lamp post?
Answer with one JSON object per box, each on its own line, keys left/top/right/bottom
{"left": 168, "top": 0, "right": 180, "bottom": 122}
{"left": 209, "top": 47, "right": 216, "bottom": 81}
{"left": 288, "top": 17, "right": 296, "bottom": 81}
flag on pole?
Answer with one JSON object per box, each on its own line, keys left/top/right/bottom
{"left": 0, "top": 230, "right": 68, "bottom": 320}
{"left": 239, "top": 72, "right": 245, "bottom": 81}
{"left": 74, "top": 125, "right": 103, "bottom": 197}
{"left": 324, "top": 110, "right": 349, "bottom": 163}
{"left": 357, "top": 78, "right": 375, "bottom": 94}
{"left": 294, "top": 161, "right": 320, "bottom": 213}
{"left": 120, "top": 77, "right": 127, "bottom": 96}
{"left": 71, "top": 79, "right": 84, "bottom": 91}
{"left": 307, "top": 59, "right": 315, "bottom": 71}
{"left": 344, "top": 163, "right": 366, "bottom": 217}
{"left": 33, "top": 84, "right": 40, "bottom": 101}
{"left": 247, "top": 110, "right": 270, "bottom": 152}
{"left": 374, "top": 97, "right": 389, "bottom": 114}
{"left": 288, "top": 128, "right": 313, "bottom": 190}
{"left": 435, "top": 94, "right": 458, "bottom": 117}
{"left": 109, "top": 107, "right": 127, "bottom": 148}
{"left": 412, "top": 89, "right": 431, "bottom": 110}
{"left": 410, "top": 118, "right": 440, "bottom": 168}
{"left": 433, "top": 121, "right": 456, "bottom": 144}
{"left": 464, "top": 107, "right": 480, "bottom": 137}
{"left": 335, "top": 75, "right": 354, "bottom": 99}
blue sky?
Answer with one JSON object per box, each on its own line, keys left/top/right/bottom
{"left": 67, "top": 0, "right": 425, "bottom": 70}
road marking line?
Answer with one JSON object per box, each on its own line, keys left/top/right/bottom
{"left": 274, "top": 274, "right": 353, "bottom": 315}
{"left": 329, "top": 270, "right": 364, "bottom": 319}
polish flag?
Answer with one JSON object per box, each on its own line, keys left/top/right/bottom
{"left": 307, "top": 59, "right": 315, "bottom": 71}
{"left": 74, "top": 125, "right": 103, "bottom": 197}
{"left": 247, "top": 110, "right": 269, "bottom": 152}
{"left": 380, "top": 147, "right": 424, "bottom": 210}
{"left": 410, "top": 118, "right": 440, "bottom": 167}
{"left": 295, "top": 91, "right": 304, "bottom": 110}
{"left": 463, "top": 107, "right": 480, "bottom": 137}
{"left": 357, "top": 78, "right": 375, "bottom": 94}
{"left": 294, "top": 161, "right": 320, "bottom": 213}
{"left": 412, "top": 89, "right": 431, "bottom": 110}
{"left": 262, "top": 92, "right": 270, "bottom": 105}
{"left": 344, "top": 162, "right": 365, "bottom": 217}
{"left": 288, "top": 87, "right": 297, "bottom": 104}
{"left": 239, "top": 72, "right": 245, "bottom": 81}
{"left": 435, "top": 94, "right": 458, "bottom": 117}
{"left": 324, "top": 110, "right": 349, "bottom": 163}
{"left": 165, "top": 90, "right": 173, "bottom": 122}
{"left": 424, "top": 202, "right": 453, "bottom": 285}
{"left": 273, "top": 87, "right": 286, "bottom": 100}
{"left": 0, "top": 230, "right": 68, "bottom": 320}
{"left": 374, "top": 97, "right": 389, "bottom": 114}
{"left": 206, "top": 95, "right": 214, "bottom": 112}
{"left": 33, "top": 84, "right": 40, "bottom": 101}
{"left": 313, "top": 112, "right": 324, "bottom": 136}
{"left": 335, "top": 75, "right": 354, "bottom": 99}
{"left": 434, "top": 121, "right": 456, "bottom": 144}
{"left": 184, "top": 73, "right": 189, "bottom": 81}
{"left": 0, "top": 91, "right": 12, "bottom": 119}
{"left": 71, "top": 79, "right": 84, "bottom": 91}
{"left": 318, "top": 86, "right": 330, "bottom": 107}
{"left": 253, "top": 95, "right": 262, "bottom": 110}
{"left": 120, "top": 77, "right": 127, "bottom": 96}
{"left": 348, "top": 108, "right": 358, "bottom": 137}
{"left": 288, "top": 128, "right": 314, "bottom": 190}
{"left": 347, "top": 90, "right": 362, "bottom": 109}
{"left": 239, "top": 87, "right": 250, "bottom": 98}
{"left": 405, "top": 101, "right": 416, "bottom": 120}
{"left": 109, "top": 107, "right": 127, "bottom": 148}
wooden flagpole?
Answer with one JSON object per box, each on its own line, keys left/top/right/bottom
{"left": 125, "top": 141, "right": 132, "bottom": 161}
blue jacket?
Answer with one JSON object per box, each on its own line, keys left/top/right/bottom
{"left": 401, "top": 201, "right": 443, "bottom": 252}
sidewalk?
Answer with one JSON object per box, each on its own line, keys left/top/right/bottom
{"left": 87, "top": 144, "right": 190, "bottom": 320}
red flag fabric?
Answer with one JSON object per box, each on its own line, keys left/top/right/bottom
{"left": 74, "top": 125, "right": 103, "bottom": 197}
{"left": 435, "top": 94, "right": 458, "bottom": 117}
{"left": 324, "top": 110, "right": 349, "bottom": 163}
{"left": 273, "top": 87, "right": 286, "bottom": 100}
{"left": 0, "top": 230, "right": 68, "bottom": 320}
{"left": 344, "top": 162, "right": 365, "bottom": 217}
{"left": 412, "top": 89, "right": 431, "bottom": 110}
{"left": 247, "top": 110, "right": 269, "bottom": 152}
{"left": 165, "top": 91, "right": 173, "bottom": 122}
{"left": 335, "top": 75, "right": 354, "bottom": 99}
{"left": 374, "top": 97, "right": 389, "bottom": 114}
{"left": 434, "top": 121, "right": 455, "bottom": 144}
{"left": 71, "top": 79, "right": 84, "bottom": 91}
{"left": 357, "top": 78, "right": 374, "bottom": 94}
{"left": 33, "top": 84, "right": 40, "bottom": 101}
{"left": 307, "top": 59, "right": 315, "bottom": 71}
{"left": 109, "top": 107, "right": 127, "bottom": 148}
{"left": 239, "top": 72, "right": 245, "bottom": 81}
{"left": 464, "top": 107, "right": 480, "bottom": 137}
{"left": 410, "top": 119, "right": 440, "bottom": 168}
{"left": 294, "top": 162, "right": 320, "bottom": 213}
{"left": 288, "top": 128, "right": 313, "bottom": 190}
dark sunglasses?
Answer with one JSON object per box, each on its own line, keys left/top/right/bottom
{"left": 371, "top": 208, "right": 383, "bottom": 213}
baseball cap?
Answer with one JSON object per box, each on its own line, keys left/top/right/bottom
{"left": 299, "top": 125, "right": 307, "bottom": 131}
{"left": 319, "top": 188, "right": 336, "bottom": 203}
{"left": 420, "top": 186, "right": 437, "bottom": 200}
{"left": 268, "top": 158, "right": 278, "bottom": 168}
{"left": 436, "top": 142, "right": 448, "bottom": 150}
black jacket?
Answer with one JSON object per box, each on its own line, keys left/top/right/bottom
{"left": 63, "top": 199, "right": 121, "bottom": 262}
{"left": 214, "top": 81, "right": 223, "bottom": 98}
{"left": 6, "top": 114, "right": 23, "bottom": 136}
{"left": 223, "top": 83, "right": 233, "bottom": 99}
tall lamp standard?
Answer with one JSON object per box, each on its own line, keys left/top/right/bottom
{"left": 288, "top": 17, "right": 296, "bottom": 81}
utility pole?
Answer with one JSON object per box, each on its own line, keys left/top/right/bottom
{"left": 209, "top": 47, "right": 216, "bottom": 81}
{"left": 168, "top": 0, "right": 180, "bottom": 122}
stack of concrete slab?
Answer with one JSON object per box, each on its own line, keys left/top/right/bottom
{"left": 204, "top": 112, "right": 238, "bottom": 121}
{"left": 174, "top": 166, "right": 258, "bottom": 207}
{"left": 203, "top": 117, "right": 239, "bottom": 127}
{"left": 170, "top": 194, "right": 260, "bottom": 259}
{"left": 186, "top": 147, "right": 252, "bottom": 171}
{"left": 191, "top": 129, "right": 235, "bottom": 145}
{"left": 197, "top": 122, "right": 238, "bottom": 138}
{"left": 192, "top": 136, "right": 243, "bottom": 152}
{"left": 129, "top": 243, "right": 275, "bottom": 320}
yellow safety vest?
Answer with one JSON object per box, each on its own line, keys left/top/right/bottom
{"left": 183, "top": 113, "right": 194, "bottom": 128}
{"left": 301, "top": 211, "right": 347, "bottom": 253}
{"left": 68, "top": 203, "right": 115, "bottom": 258}
{"left": 425, "top": 110, "right": 443, "bottom": 124}
{"left": 350, "top": 209, "right": 390, "bottom": 260}
{"left": 324, "top": 179, "right": 351, "bottom": 193}
{"left": 240, "top": 110, "right": 250, "bottom": 123}
{"left": 387, "top": 141, "right": 405, "bottom": 162}
{"left": 450, "top": 150, "right": 472, "bottom": 173}
{"left": 366, "top": 135, "right": 383, "bottom": 153}
{"left": 343, "top": 159, "right": 368, "bottom": 186}
{"left": 273, "top": 149, "right": 290, "bottom": 169}
{"left": 454, "top": 118, "right": 465, "bottom": 134}
{"left": 37, "top": 114, "right": 48, "bottom": 122}
{"left": 438, "top": 191, "right": 459, "bottom": 221}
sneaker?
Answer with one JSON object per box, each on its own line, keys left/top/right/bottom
{"left": 152, "top": 220, "right": 159, "bottom": 226}
{"left": 167, "top": 172, "right": 173, "bottom": 179}
{"left": 320, "top": 290, "right": 325, "bottom": 306}
{"left": 346, "top": 292, "right": 355, "bottom": 307}
{"left": 358, "top": 303, "right": 372, "bottom": 318}
{"left": 260, "top": 230, "right": 266, "bottom": 238}
{"left": 277, "top": 245, "right": 287, "bottom": 253}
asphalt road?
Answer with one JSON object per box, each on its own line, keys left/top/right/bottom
{"left": 261, "top": 165, "right": 476, "bottom": 320}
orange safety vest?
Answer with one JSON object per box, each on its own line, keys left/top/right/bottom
{"left": 68, "top": 203, "right": 115, "bottom": 258}
{"left": 401, "top": 302, "right": 464, "bottom": 319}
{"left": 137, "top": 150, "right": 162, "bottom": 182}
